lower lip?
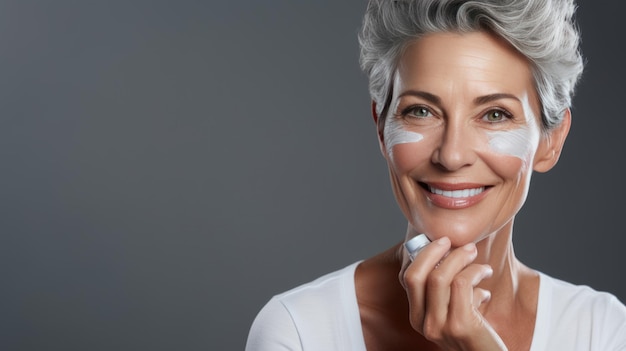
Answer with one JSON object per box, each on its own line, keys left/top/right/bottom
{"left": 422, "top": 186, "right": 490, "bottom": 209}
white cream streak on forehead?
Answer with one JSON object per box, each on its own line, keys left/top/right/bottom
{"left": 384, "top": 72, "right": 424, "bottom": 158}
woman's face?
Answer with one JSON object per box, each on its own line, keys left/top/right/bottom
{"left": 379, "top": 32, "right": 565, "bottom": 247}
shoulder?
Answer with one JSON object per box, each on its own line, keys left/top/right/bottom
{"left": 245, "top": 295, "right": 302, "bottom": 351}
{"left": 275, "top": 261, "right": 360, "bottom": 309}
{"left": 540, "top": 272, "right": 626, "bottom": 316}
{"left": 536, "top": 272, "right": 626, "bottom": 350}
{"left": 245, "top": 262, "right": 365, "bottom": 351}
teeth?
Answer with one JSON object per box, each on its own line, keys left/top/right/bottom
{"left": 428, "top": 186, "right": 485, "bottom": 198}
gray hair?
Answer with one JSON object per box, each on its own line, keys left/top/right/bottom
{"left": 358, "top": 0, "right": 584, "bottom": 130}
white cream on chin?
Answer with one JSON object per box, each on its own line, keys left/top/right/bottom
{"left": 384, "top": 72, "right": 424, "bottom": 158}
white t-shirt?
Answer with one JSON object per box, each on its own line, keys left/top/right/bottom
{"left": 246, "top": 262, "right": 626, "bottom": 350}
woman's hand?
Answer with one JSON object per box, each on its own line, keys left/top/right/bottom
{"left": 400, "top": 236, "right": 508, "bottom": 351}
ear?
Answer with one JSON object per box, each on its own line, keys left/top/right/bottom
{"left": 372, "top": 101, "right": 387, "bottom": 156}
{"left": 533, "top": 108, "right": 571, "bottom": 173}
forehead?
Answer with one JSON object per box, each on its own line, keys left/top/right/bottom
{"left": 397, "top": 31, "right": 535, "bottom": 96}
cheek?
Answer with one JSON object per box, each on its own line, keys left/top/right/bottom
{"left": 480, "top": 128, "right": 535, "bottom": 181}
{"left": 383, "top": 117, "right": 424, "bottom": 159}
{"left": 480, "top": 153, "right": 527, "bottom": 180}
{"left": 485, "top": 127, "right": 538, "bottom": 164}
{"left": 384, "top": 116, "right": 434, "bottom": 172}
{"left": 390, "top": 141, "right": 432, "bottom": 172}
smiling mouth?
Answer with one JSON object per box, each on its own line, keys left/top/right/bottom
{"left": 419, "top": 183, "right": 489, "bottom": 198}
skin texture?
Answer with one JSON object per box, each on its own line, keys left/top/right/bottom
{"left": 356, "top": 31, "right": 571, "bottom": 351}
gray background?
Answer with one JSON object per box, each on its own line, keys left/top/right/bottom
{"left": 1, "top": 1, "right": 624, "bottom": 350}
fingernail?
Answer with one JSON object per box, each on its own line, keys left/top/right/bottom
{"left": 437, "top": 237, "right": 450, "bottom": 246}
{"left": 463, "top": 243, "right": 475, "bottom": 251}
{"left": 484, "top": 265, "right": 493, "bottom": 277}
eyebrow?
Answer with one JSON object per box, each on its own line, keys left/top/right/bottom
{"left": 398, "top": 90, "right": 441, "bottom": 105}
{"left": 397, "top": 90, "right": 520, "bottom": 106}
{"left": 473, "top": 93, "right": 521, "bottom": 105}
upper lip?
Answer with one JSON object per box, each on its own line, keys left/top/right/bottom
{"left": 420, "top": 181, "right": 490, "bottom": 191}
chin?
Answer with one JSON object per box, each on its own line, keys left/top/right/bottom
{"left": 411, "top": 215, "right": 500, "bottom": 248}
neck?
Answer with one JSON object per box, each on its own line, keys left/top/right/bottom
{"left": 357, "top": 221, "right": 539, "bottom": 349}
{"left": 473, "top": 221, "right": 530, "bottom": 316}
{"left": 396, "top": 220, "right": 537, "bottom": 317}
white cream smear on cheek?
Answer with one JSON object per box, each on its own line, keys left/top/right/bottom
{"left": 486, "top": 126, "right": 533, "bottom": 160}
{"left": 384, "top": 73, "right": 424, "bottom": 158}
{"left": 485, "top": 95, "right": 539, "bottom": 162}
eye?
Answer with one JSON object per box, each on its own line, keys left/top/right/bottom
{"left": 403, "top": 106, "right": 433, "bottom": 119}
{"left": 483, "top": 109, "right": 512, "bottom": 122}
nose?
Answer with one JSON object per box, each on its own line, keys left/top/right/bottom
{"left": 431, "top": 122, "right": 478, "bottom": 171}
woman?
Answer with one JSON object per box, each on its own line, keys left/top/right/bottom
{"left": 246, "top": 0, "right": 626, "bottom": 350}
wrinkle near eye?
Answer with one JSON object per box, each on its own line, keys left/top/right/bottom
{"left": 384, "top": 116, "right": 424, "bottom": 159}
{"left": 383, "top": 72, "right": 425, "bottom": 159}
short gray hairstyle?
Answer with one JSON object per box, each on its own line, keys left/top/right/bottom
{"left": 359, "top": 0, "right": 584, "bottom": 130}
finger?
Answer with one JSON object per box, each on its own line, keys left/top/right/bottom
{"left": 448, "top": 264, "right": 493, "bottom": 325}
{"left": 399, "top": 235, "right": 434, "bottom": 290}
{"left": 424, "top": 243, "right": 478, "bottom": 331}
{"left": 473, "top": 288, "right": 491, "bottom": 308}
{"left": 404, "top": 236, "right": 451, "bottom": 280}
{"left": 405, "top": 234, "right": 431, "bottom": 262}
{"left": 402, "top": 236, "right": 451, "bottom": 331}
